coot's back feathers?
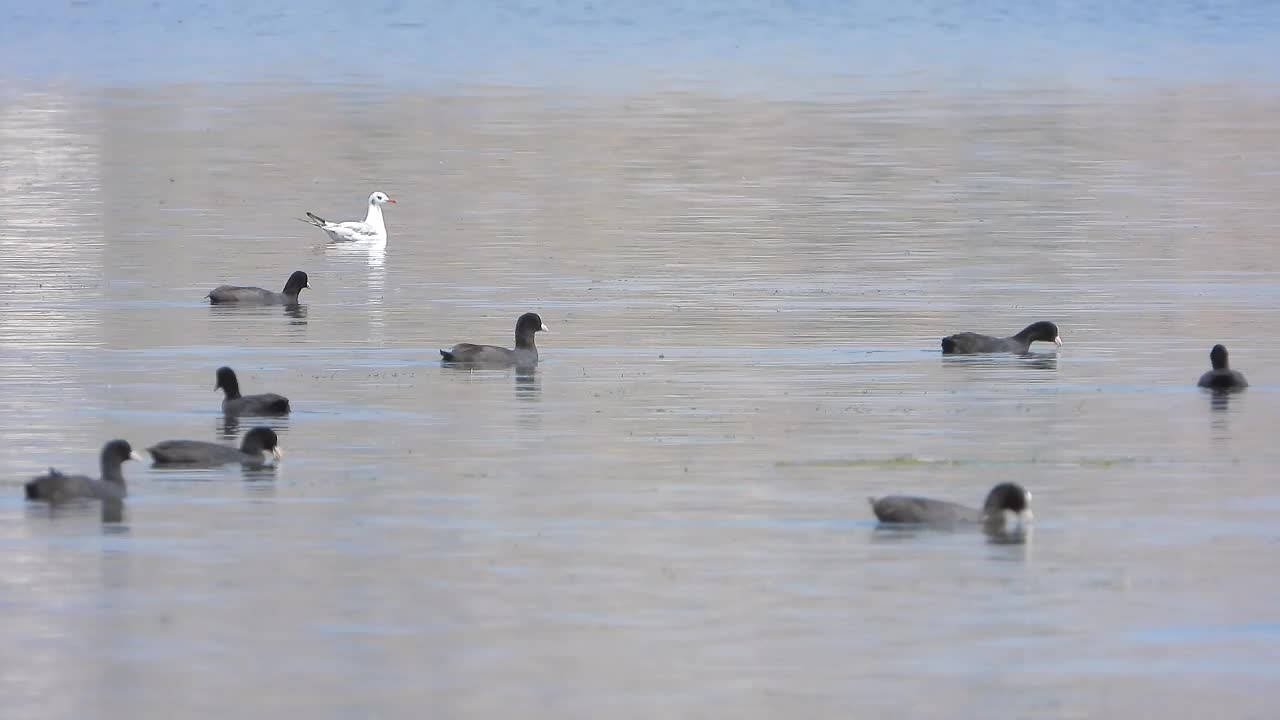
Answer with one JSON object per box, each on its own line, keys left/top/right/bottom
{"left": 869, "top": 496, "right": 980, "bottom": 525}
{"left": 439, "top": 343, "right": 519, "bottom": 365}
{"left": 225, "top": 393, "right": 290, "bottom": 415}
{"left": 941, "top": 332, "right": 1005, "bottom": 354}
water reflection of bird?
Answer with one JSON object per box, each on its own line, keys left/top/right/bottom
{"left": 241, "top": 466, "right": 280, "bottom": 486}
{"left": 100, "top": 499, "right": 125, "bottom": 525}
{"left": 1210, "top": 393, "right": 1233, "bottom": 413}
{"left": 515, "top": 367, "right": 541, "bottom": 401}
{"left": 942, "top": 353, "right": 1058, "bottom": 371}
{"left": 322, "top": 242, "right": 386, "bottom": 342}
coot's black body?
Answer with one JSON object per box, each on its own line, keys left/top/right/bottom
{"left": 215, "top": 366, "right": 290, "bottom": 415}
{"left": 24, "top": 440, "right": 140, "bottom": 503}
{"left": 208, "top": 271, "right": 309, "bottom": 305}
{"left": 440, "top": 313, "right": 549, "bottom": 368}
{"left": 148, "top": 427, "right": 282, "bottom": 467}
{"left": 942, "top": 321, "right": 1061, "bottom": 355}
{"left": 869, "top": 482, "right": 1033, "bottom": 530}
{"left": 1197, "top": 344, "right": 1248, "bottom": 392}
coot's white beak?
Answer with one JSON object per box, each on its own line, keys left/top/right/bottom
{"left": 129, "top": 451, "right": 145, "bottom": 462}
{"left": 540, "top": 323, "right": 550, "bottom": 332}
{"left": 1000, "top": 508, "right": 1034, "bottom": 529}
{"left": 271, "top": 447, "right": 284, "bottom": 462}
{"left": 1053, "top": 336, "right": 1063, "bottom": 347}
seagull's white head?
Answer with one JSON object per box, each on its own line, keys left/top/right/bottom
{"left": 369, "top": 191, "right": 396, "bottom": 206}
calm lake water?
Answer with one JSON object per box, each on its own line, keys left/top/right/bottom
{"left": 2, "top": 1, "right": 1280, "bottom": 717}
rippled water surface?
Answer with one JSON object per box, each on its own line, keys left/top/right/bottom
{"left": 2, "top": 1, "right": 1280, "bottom": 717}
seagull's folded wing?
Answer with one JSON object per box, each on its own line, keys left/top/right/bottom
{"left": 326, "top": 220, "right": 377, "bottom": 241}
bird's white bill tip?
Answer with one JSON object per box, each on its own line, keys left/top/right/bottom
{"left": 272, "top": 447, "right": 284, "bottom": 461}
{"left": 1054, "top": 336, "right": 1063, "bottom": 347}
{"left": 998, "top": 508, "right": 1034, "bottom": 527}
{"left": 129, "top": 451, "right": 146, "bottom": 462}
{"left": 540, "top": 323, "right": 550, "bottom": 332}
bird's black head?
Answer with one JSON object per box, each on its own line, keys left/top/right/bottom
{"left": 241, "top": 426, "right": 279, "bottom": 453}
{"left": 983, "top": 482, "right": 1031, "bottom": 514}
{"left": 1017, "top": 321, "right": 1061, "bottom": 346}
{"left": 515, "top": 312, "right": 549, "bottom": 337}
{"left": 102, "top": 439, "right": 138, "bottom": 464}
{"left": 1210, "top": 344, "right": 1229, "bottom": 370}
{"left": 215, "top": 366, "right": 239, "bottom": 395}
{"left": 283, "top": 271, "right": 310, "bottom": 296}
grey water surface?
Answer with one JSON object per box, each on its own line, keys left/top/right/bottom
{"left": 2, "top": 1, "right": 1280, "bottom": 717}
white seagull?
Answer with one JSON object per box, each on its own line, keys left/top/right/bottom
{"left": 301, "top": 191, "right": 396, "bottom": 243}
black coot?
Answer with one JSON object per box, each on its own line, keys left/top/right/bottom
{"left": 942, "top": 321, "right": 1061, "bottom": 354}
{"left": 24, "top": 440, "right": 141, "bottom": 503}
{"left": 216, "top": 367, "right": 290, "bottom": 415}
{"left": 440, "top": 312, "right": 549, "bottom": 368}
{"left": 1197, "top": 344, "right": 1248, "bottom": 391}
{"left": 148, "top": 427, "right": 282, "bottom": 467}
{"left": 869, "top": 482, "right": 1033, "bottom": 530}
{"left": 208, "top": 271, "right": 309, "bottom": 305}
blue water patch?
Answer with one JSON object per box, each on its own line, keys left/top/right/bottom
{"left": 2, "top": 1, "right": 1277, "bottom": 92}
{"left": 1133, "top": 622, "right": 1280, "bottom": 645}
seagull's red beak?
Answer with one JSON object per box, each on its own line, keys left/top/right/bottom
{"left": 387, "top": 198, "right": 397, "bottom": 203}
